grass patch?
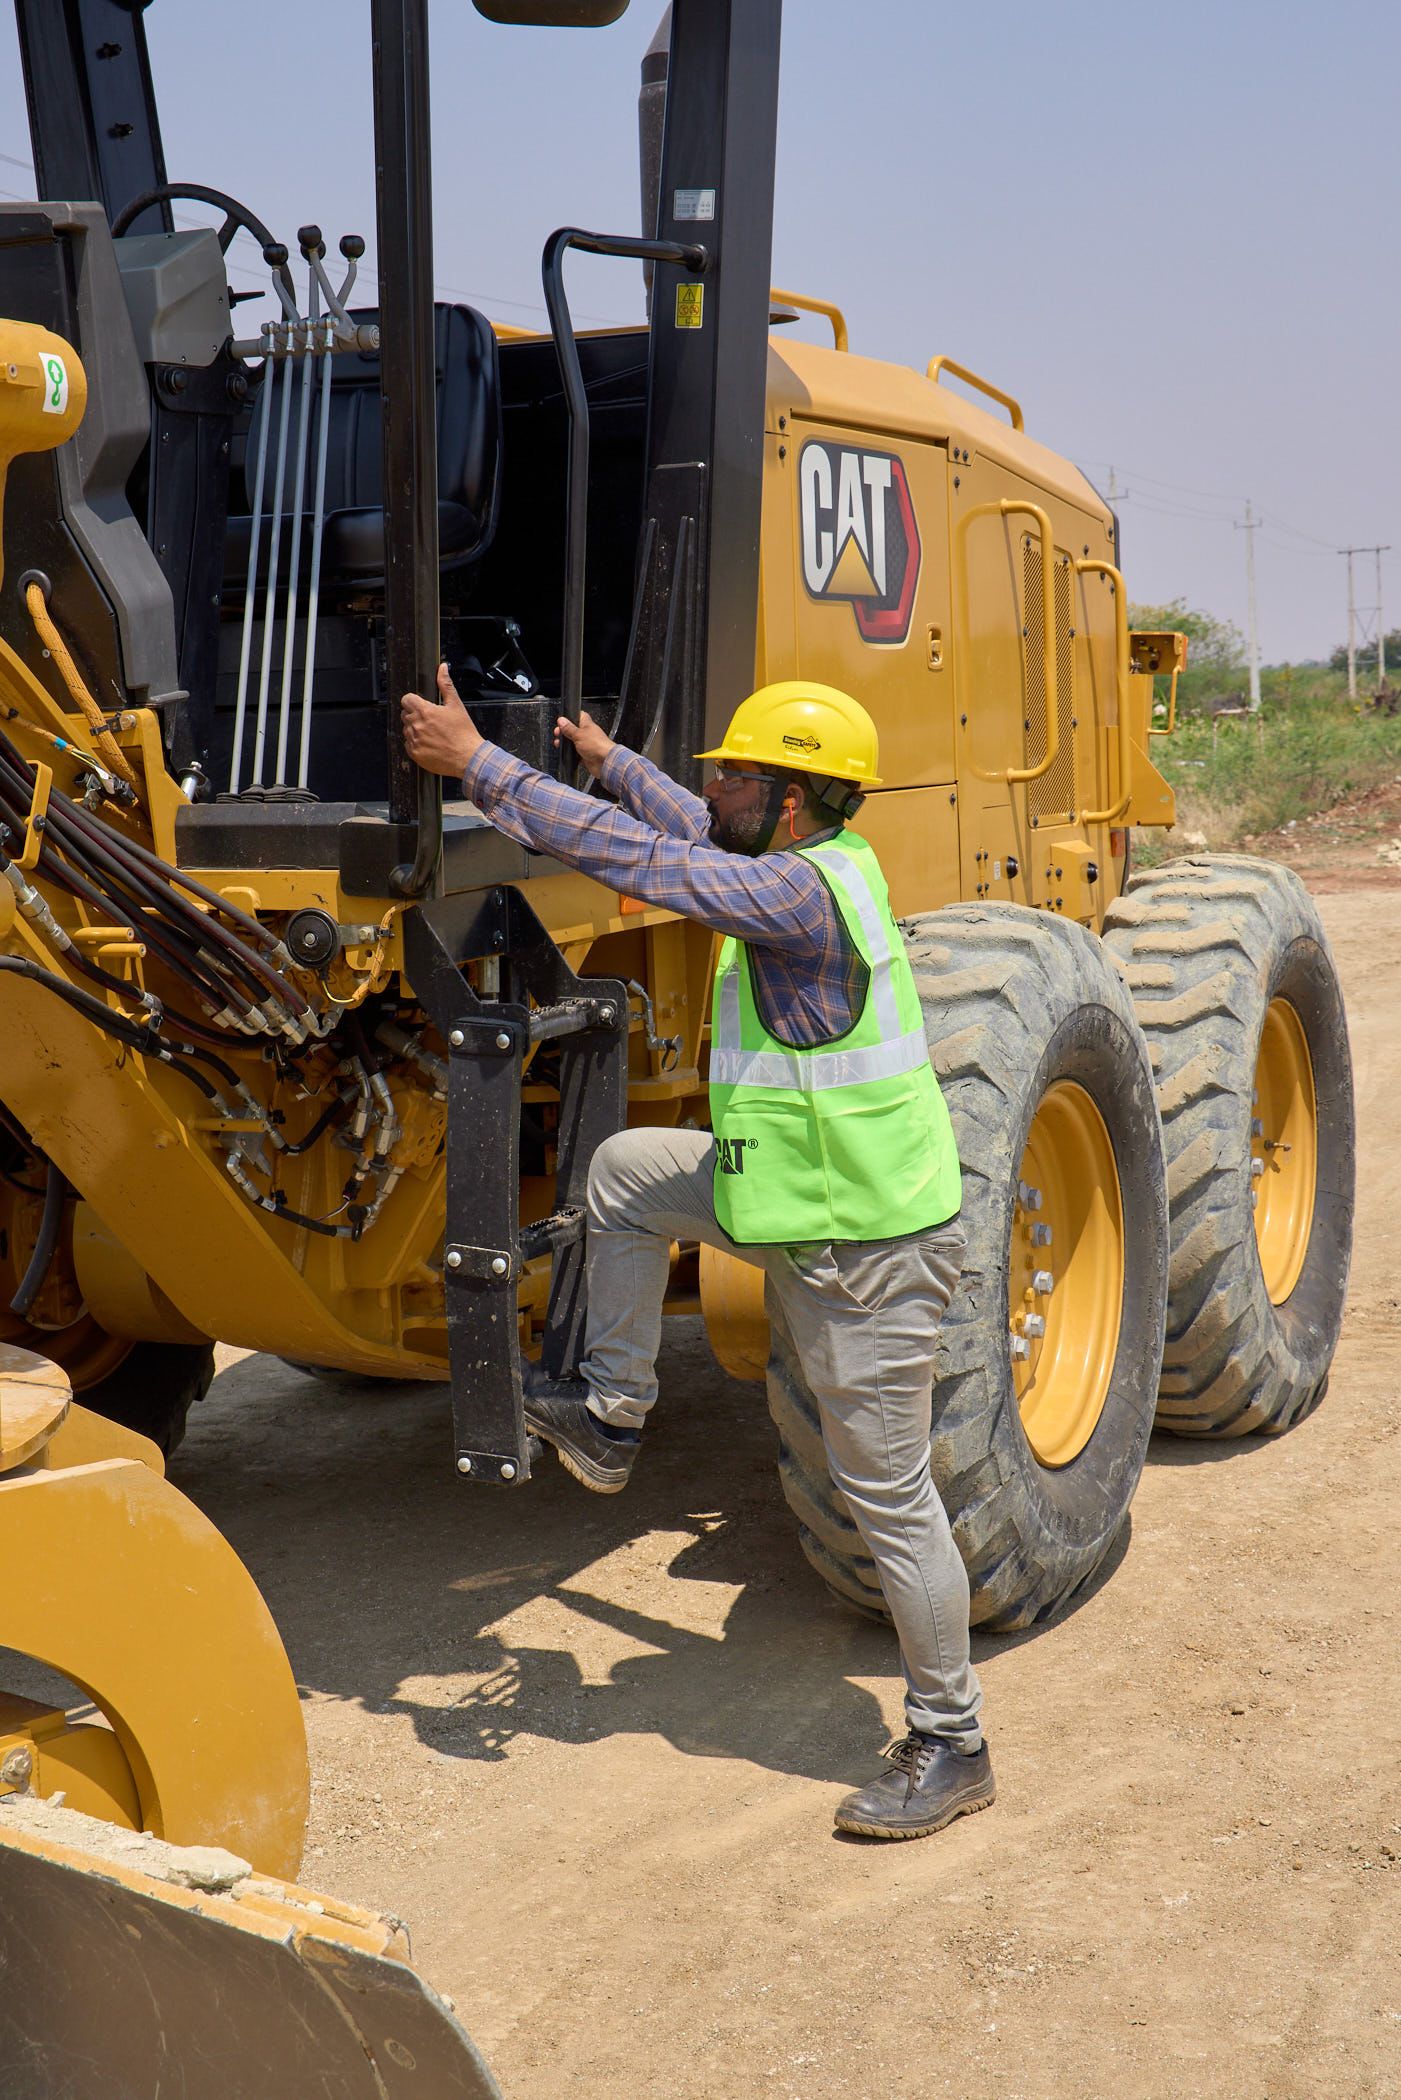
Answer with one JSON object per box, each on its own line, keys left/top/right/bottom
{"left": 1133, "top": 670, "right": 1401, "bottom": 866}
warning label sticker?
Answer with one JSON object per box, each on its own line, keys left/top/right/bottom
{"left": 673, "top": 187, "right": 716, "bottom": 222}
{"left": 675, "top": 282, "right": 704, "bottom": 331}
{"left": 41, "top": 354, "right": 69, "bottom": 415}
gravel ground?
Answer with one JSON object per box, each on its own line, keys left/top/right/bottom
{"left": 170, "top": 884, "right": 1400, "bottom": 2100}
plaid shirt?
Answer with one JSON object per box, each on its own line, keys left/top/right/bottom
{"left": 460, "top": 741, "right": 864, "bottom": 1047}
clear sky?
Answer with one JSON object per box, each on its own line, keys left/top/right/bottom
{"left": 1, "top": 0, "right": 1396, "bottom": 664}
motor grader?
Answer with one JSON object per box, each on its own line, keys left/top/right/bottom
{"left": 0, "top": 0, "right": 1354, "bottom": 2087}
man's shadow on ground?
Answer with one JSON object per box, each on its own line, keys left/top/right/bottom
{"left": 177, "top": 1323, "right": 1128, "bottom": 1790}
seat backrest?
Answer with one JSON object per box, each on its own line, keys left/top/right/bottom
{"left": 237, "top": 301, "right": 502, "bottom": 542}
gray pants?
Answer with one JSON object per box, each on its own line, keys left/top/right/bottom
{"left": 581, "top": 1125, "right": 982, "bottom": 1749}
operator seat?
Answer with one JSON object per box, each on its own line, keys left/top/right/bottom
{"left": 222, "top": 302, "right": 502, "bottom": 595}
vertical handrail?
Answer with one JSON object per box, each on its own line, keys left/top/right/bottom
{"left": 541, "top": 227, "right": 707, "bottom": 735}
{"left": 1078, "top": 558, "right": 1134, "bottom": 824}
{"left": 953, "top": 497, "right": 1060, "bottom": 785}
{"left": 1147, "top": 664, "right": 1181, "bottom": 738}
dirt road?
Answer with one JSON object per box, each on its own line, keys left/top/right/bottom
{"left": 178, "top": 884, "right": 1400, "bottom": 2100}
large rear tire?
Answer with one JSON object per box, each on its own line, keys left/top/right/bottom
{"left": 1103, "top": 854, "right": 1354, "bottom": 1436}
{"left": 766, "top": 905, "right": 1169, "bottom": 1633}
{"left": 77, "top": 1342, "right": 216, "bottom": 1459}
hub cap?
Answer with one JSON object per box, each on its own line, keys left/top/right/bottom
{"left": 1252, "top": 997, "right": 1317, "bottom": 1304}
{"left": 1009, "top": 1080, "right": 1124, "bottom": 1467}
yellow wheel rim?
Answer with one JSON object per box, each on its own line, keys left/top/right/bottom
{"left": 1252, "top": 997, "right": 1317, "bottom": 1304}
{"left": 1010, "top": 1081, "right": 1124, "bottom": 1468}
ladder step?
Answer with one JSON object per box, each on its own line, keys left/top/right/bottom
{"left": 520, "top": 1206, "right": 585, "bottom": 1261}
{"left": 528, "top": 996, "right": 620, "bottom": 1044}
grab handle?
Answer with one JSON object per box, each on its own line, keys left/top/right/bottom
{"left": 770, "top": 288, "right": 848, "bottom": 352}
{"left": 926, "top": 355, "right": 1024, "bottom": 433}
{"left": 1077, "top": 559, "right": 1133, "bottom": 824}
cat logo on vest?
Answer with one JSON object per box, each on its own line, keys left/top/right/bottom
{"left": 798, "top": 439, "right": 921, "bottom": 645}
{"left": 717, "top": 1137, "right": 758, "bottom": 1175}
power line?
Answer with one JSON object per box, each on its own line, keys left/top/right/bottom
{"left": 1085, "top": 454, "right": 1351, "bottom": 552}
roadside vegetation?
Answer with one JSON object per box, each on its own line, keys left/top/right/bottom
{"left": 1128, "top": 598, "right": 1401, "bottom": 866}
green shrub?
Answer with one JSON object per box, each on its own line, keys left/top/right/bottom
{"left": 1133, "top": 677, "right": 1401, "bottom": 861}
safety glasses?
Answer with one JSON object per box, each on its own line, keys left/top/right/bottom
{"left": 709, "top": 763, "right": 773, "bottom": 788}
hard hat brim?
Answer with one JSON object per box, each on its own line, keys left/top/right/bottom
{"left": 694, "top": 742, "right": 883, "bottom": 789}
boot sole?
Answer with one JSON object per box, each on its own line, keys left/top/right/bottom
{"left": 523, "top": 1418, "right": 633, "bottom": 1496}
{"left": 554, "top": 1442, "right": 631, "bottom": 1495}
{"left": 833, "top": 1780, "right": 996, "bottom": 1841}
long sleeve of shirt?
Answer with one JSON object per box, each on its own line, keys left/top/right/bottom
{"left": 459, "top": 740, "right": 865, "bottom": 1046}
{"left": 599, "top": 744, "right": 711, "bottom": 843}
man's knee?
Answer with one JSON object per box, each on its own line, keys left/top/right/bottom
{"left": 586, "top": 1125, "right": 692, "bottom": 1230}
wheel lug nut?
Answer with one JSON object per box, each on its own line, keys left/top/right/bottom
{"left": 1030, "top": 1223, "right": 1052, "bottom": 1247}
{"left": 1009, "top": 1335, "right": 1030, "bottom": 1361}
{"left": 1023, "top": 1313, "right": 1046, "bottom": 1339}
{"left": 1032, "top": 1269, "right": 1054, "bottom": 1296}
{"left": 1251, "top": 1117, "right": 1264, "bottom": 1138}
{"left": 1250, "top": 1158, "right": 1265, "bottom": 1179}
{"left": 1017, "top": 1181, "right": 1043, "bottom": 1212}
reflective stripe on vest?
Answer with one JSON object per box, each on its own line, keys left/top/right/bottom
{"left": 709, "top": 844, "right": 928, "bottom": 1091}
{"left": 711, "top": 967, "right": 930, "bottom": 1091}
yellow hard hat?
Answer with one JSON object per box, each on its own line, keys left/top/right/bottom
{"left": 696, "top": 680, "right": 883, "bottom": 788}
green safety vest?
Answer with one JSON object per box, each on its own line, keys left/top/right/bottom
{"left": 709, "top": 831, "right": 962, "bottom": 1246}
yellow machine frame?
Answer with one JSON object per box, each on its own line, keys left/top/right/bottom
{"left": 0, "top": 312, "right": 1180, "bottom": 1389}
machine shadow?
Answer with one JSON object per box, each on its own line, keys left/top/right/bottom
{"left": 1144, "top": 1426, "right": 1286, "bottom": 1469}
{"left": 173, "top": 1323, "right": 1111, "bottom": 1787}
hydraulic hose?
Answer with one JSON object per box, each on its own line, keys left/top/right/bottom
{"left": 0, "top": 727, "right": 299, "bottom": 1012}
{"left": 8, "top": 778, "right": 292, "bottom": 1026}
{"left": 9, "top": 1160, "right": 67, "bottom": 1318}
{"left": 56, "top": 793, "right": 308, "bottom": 1016}
{"left": 23, "top": 584, "right": 139, "bottom": 790}
{"left": 0, "top": 955, "right": 221, "bottom": 1101}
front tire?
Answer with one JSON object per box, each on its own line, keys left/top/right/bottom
{"left": 1103, "top": 854, "right": 1354, "bottom": 1436}
{"left": 766, "top": 905, "right": 1169, "bottom": 1633}
{"left": 77, "top": 1341, "right": 216, "bottom": 1459}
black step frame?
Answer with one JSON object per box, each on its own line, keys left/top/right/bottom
{"left": 404, "top": 887, "right": 626, "bottom": 1485}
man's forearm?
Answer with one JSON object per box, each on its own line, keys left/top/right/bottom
{"left": 599, "top": 745, "right": 711, "bottom": 843}
{"left": 459, "top": 742, "right": 840, "bottom": 952}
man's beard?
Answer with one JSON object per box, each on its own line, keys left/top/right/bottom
{"left": 707, "top": 802, "right": 770, "bottom": 853}
{"left": 707, "top": 776, "right": 788, "bottom": 855}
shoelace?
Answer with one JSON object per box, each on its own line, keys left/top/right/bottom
{"left": 882, "top": 1733, "right": 939, "bottom": 1787}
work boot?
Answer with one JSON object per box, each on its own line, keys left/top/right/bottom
{"left": 833, "top": 1733, "right": 995, "bottom": 1841}
{"left": 521, "top": 1364, "right": 639, "bottom": 1495}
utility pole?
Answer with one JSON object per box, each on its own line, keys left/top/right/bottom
{"left": 1341, "top": 546, "right": 1358, "bottom": 699}
{"left": 1339, "top": 546, "right": 1389, "bottom": 696}
{"left": 1236, "top": 501, "right": 1262, "bottom": 710}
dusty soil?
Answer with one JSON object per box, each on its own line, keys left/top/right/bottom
{"left": 1241, "top": 774, "right": 1401, "bottom": 893}
{"left": 170, "top": 881, "right": 1401, "bottom": 2100}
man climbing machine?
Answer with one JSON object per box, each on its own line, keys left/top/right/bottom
{"left": 401, "top": 670, "right": 994, "bottom": 1841}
